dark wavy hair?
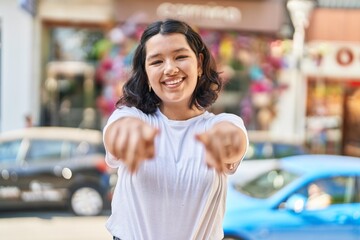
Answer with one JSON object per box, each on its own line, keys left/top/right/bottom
{"left": 116, "top": 19, "right": 222, "bottom": 114}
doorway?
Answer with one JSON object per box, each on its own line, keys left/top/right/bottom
{"left": 342, "top": 82, "right": 360, "bottom": 157}
{"left": 41, "top": 61, "right": 99, "bottom": 129}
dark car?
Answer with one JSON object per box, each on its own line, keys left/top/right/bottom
{"left": 224, "top": 154, "right": 360, "bottom": 240}
{"left": 0, "top": 127, "right": 114, "bottom": 216}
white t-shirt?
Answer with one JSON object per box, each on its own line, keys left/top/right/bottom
{"left": 104, "top": 107, "right": 247, "bottom": 240}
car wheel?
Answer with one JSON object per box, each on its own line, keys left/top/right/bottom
{"left": 70, "top": 185, "right": 104, "bottom": 216}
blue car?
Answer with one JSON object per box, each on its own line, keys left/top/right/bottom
{"left": 223, "top": 154, "right": 360, "bottom": 240}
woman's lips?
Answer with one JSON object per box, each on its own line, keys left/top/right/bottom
{"left": 162, "top": 78, "right": 184, "bottom": 87}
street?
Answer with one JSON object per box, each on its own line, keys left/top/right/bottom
{"left": 0, "top": 210, "right": 112, "bottom": 240}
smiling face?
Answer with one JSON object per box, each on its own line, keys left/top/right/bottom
{"left": 145, "top": 33, "right": 202, "bottom": 112}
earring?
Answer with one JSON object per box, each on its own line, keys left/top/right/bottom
{"left": 149, "top": 84, "right": 152, "bottom": 92}
{"left": 198, "top": 72, "right": 202, "bottom": 79}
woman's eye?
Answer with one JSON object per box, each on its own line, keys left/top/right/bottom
{"left": 176, "top": 55, "right": 188, "bottom": 60}
{"left": 150, "top": 60, "right": 162, "bottom": 65}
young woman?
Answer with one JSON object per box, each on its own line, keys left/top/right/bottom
{"left": 103, "top": 19, "right": 248, "bottom": 240}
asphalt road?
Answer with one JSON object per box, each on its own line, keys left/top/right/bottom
{"left": 0, "top": 210, "right": 112, "bottom": 240}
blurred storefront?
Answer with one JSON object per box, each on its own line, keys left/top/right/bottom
{"left": 36, "top": 0, "right": 295, "bottom": 133}
{"left": 2, "top": 0, "right": 359, "bottom": 158}
{"left": 301, "top": 3, "right": 360, "bottom": 156}
{"left": 37, "top": 0, "right": 115, "bottom": 128}
{"left": 108, "top": 0, "right": 293, "bottom": 132}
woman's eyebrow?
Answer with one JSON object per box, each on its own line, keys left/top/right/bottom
{"left": 146, "top": 53, "right": 161, "bottom": 61}
{"left": 146, "top": 48, "right": 191, "bottom": 61}
{"left": 173, "top": 47, "right": 190, "bottom": 54}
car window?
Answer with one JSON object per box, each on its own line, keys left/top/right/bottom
{"left": 273, "top": 144, "right": 306, "bottom": 158}
{"left": 293, "top": 176, "right": 357, "bottom": 211}
{"left": 69, "top": 141, "right": 91, "bottom": 157}
{"left": 69, "top": 140, "right": 104, "bottom": 157}
{"left": 235, "top": 169, "right": 300, "bottom": 198}
{"left": 26, "top": 140, "right": 66, "bottom": 163}
{"left": 0, "top": 140, "right": 22, "bottom": 165}
{"left": 245, "top": 142, "right": 274, "bottom": 160}
{"left": 96, "top": 142, "right": 106, "bottom": 154}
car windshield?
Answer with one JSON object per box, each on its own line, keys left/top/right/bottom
{"left": 234, "top": 169, "right": 300, "bottom": 198}
{"left": 244, "top": 142, "right": 306, "bottom": 160}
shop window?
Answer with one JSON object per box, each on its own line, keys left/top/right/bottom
{"left": 198, "top": 30, "right": 290, "bottom": 130}
{"left": 42, "top": 23, "right": 291, "bottom": 131}
{"left": 305, "top": 78, "right": 344, "bottom": 155}
{"left": 41, "top": 26, "right": 106, "bottom": 129}
{"left": 43, "top": 61, "right": 99, "bottom": 129}
{"left": 93, "top": 24, "right": 290, "bottom": 130}
{"left": 49, "top": 27, "right": 104, "bottom": 62}
{"left": 343, "top": 86, "right": 360, "bottom": 157}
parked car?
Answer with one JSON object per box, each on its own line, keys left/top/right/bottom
{"left": 223, "top": 154, "right": 360, "bottom": 240}
{"left": 0, "top": 127, "right": 114, "bottom": 216}
{"left": 229, "top": 131, "right": 307, "bottom": 185}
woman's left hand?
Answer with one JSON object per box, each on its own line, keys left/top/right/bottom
{"left": 196, "top": 122, "right": 247, "bottom": 173}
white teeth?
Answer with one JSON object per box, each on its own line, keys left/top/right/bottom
{"left": 164, "top": 79, "right": 182, "bottom": 85}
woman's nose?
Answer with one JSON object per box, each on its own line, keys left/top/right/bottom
{"left": 164, "top": 61, "right": 179, "bottom": 75}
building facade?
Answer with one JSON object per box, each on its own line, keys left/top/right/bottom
{"left": 36, "top": 0, "right": 294, "bottom": 134}
{"left": 2, "top": 0, "right": 360, "bottom": 157}
{"left": 0, "top": 0, "right": 37, "bottom": 131}
{"left": 301, "top": 4, "right": 360, "bottom": 156}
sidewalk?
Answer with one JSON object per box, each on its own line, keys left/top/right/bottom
{"left": 0, "top": 212, "right": 111, "bottom": 240}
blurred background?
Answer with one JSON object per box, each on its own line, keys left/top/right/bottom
{"left": 1, "top": 0, "right": 360, "bottom": 239}
{"left": 1, "top": 0, "right": 360, "bottom": 155}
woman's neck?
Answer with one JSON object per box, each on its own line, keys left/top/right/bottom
{"left": 159, "top": 104, "right": 205, "bottom": 120}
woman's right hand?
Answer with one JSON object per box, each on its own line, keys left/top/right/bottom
{"left": 104, "top": 117, "right": 159, "bottom": 173}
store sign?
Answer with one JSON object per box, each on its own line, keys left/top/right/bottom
{"left": 336, "top": 47, "right": 354, "bottom": 66}
{"left": 303, "top": 42, "right": 360, "bottom": 78}
{"left": 115, "top": 0, "right": 284, "bottom": 32}
{"left": 156, "top": 2, "right": 241, "bottom": 23}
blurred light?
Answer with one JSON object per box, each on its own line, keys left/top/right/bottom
{"left": 109, "top": 174, "right": 117, "bottom": 186}
{"left": 294, "top": 199, "right": 305, "bottom": 212}
{"left": 1, "top": 170, "right": 9, "bottom": 180}
{"left": 30, "top": 181, "right": 41, "bottom": 191}
{"left": 62, "top": 168, "right": 72, "bottom": 179}
{"left": 96, "top": 160, "right": 108, "bottom": 173}
{"left": 273, "top": 175, "right": 284, "bottom": 188}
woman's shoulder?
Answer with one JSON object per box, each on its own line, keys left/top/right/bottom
{"left": 205, "top": 112, "right": 246, "bottom": 128}
{"left": 204, "top": 111, "right": 242, "bottom": 121}
{"left": 111, "top": 106, "right": 143, "bottom": 117}
{"left": 104, "top": 106, "right": 161, "bottom": 132}
{"left": 107, "top": 106, "right": 150, "bottom": 124}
